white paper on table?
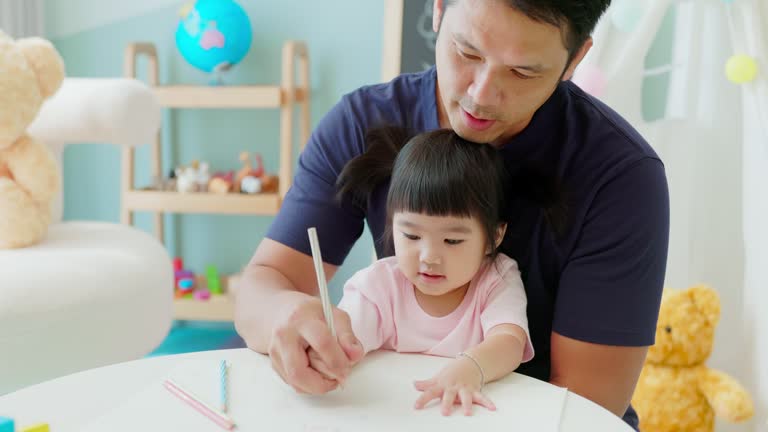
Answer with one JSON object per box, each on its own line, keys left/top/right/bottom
{"left": 81, "top": 351, "right": 569, "bottom": 432}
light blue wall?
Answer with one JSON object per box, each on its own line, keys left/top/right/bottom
{"left": 49, "top": 0, "right": 383, "bottom": 302}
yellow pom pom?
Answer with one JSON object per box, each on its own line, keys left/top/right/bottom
{"left": 725, "top": 54, "right": 759, "bottom": 84}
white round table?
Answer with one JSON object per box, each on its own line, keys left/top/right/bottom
{"left": 0, "top": 349, "right": 633, "bottom": 431}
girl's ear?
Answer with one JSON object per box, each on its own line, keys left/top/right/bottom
{"left": 495, "top": 223, "right": 507, "bottom": 249}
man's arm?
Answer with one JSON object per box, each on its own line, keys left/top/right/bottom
{"left": 234, "top": 238, "right": 363, "bottom": 394}
{"left": 550, "top": 158, "right": 669, "bottom": 420}
{"left": 234, "top": 91, "right": 374, "bottom": 394}
{"left": 235, "top": 239, "right": 336, "bottom": 350}
{"left": 549, "top": 332, "right": 648, "bottom": 417}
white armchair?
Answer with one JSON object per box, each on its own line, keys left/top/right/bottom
{"left": 0, "top": 78, "right": 173, "bottom": 394}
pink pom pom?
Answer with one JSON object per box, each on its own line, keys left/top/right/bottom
{"left": 572, "top": 64, "right": 607, "bottom": 98}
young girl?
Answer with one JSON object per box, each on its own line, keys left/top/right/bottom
{"left": 310, "top": 128, "right": 533, "bottom": 416}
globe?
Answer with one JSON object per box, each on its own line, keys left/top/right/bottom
{"left": 176, "top": 0, "right": 252, "bottom": 77}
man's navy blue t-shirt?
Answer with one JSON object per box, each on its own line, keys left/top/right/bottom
{"left": 267, "top": 67, "right": 669, "bottom": 429}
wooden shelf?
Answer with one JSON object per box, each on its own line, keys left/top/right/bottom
{"left": 174, "top": 294, "right": 234, "bottom": 322}
{"left": 153, "top": 85, "right": 307, "bottom": 109}
{"left": 124, "top": 40, "right": 310, "bottom": 322}
{"left": 124, "top": 190, "right": 281, "bottom": 215}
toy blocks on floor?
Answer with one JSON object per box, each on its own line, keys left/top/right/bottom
{"left": 0, "top": 416, "right": 14, "bottom": 432}
{"left": 206, "top": 264, "right": 222, "bottom": 295}
{"left": 0, "top": 419, "right": 50, "bottom": 432}
{"left": 20, "top": 423, "right": 49, "bottom": 432}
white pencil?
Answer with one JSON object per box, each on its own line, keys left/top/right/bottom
{"left": 307, "top": 227, "right": 335, "bottom": 337}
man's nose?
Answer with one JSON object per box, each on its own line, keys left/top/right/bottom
{"left": 468, "top": 67, "right": 501, "bottom": 108}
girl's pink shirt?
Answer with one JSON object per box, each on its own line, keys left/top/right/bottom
{"left": 338, "top": 253, "right": 534, "bottom": 361}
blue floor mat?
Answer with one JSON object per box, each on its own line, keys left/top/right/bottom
{"left": 147, "top": 321, "right": 246, "bottom": 357}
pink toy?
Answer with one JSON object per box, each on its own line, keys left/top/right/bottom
{"left": 194, "top": 289, "right": 211, "bottom": 301}
{"left": 572, "top": 63, "right": 607, "bottom": 98}
{"left": 175, "top": 270, "right": 194, "bottom": 279}
{"left": 252, "top": 153, "right": 265, "bottom": 178}
{"left": 209, "top": 171, "right": 235, "bottom": 194}
{"left": 212, "top": 171, "right": 234, "bottom": 182}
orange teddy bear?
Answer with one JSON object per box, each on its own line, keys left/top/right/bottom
{"left": 632, "top": 285, "right": 754, "bottom": 431}
{"left": 0, "top": 30, "right": 65, "bottom": 248}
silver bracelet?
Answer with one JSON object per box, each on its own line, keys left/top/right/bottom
{"left": 457, "top": 351, "right": 485, "bottom": 389}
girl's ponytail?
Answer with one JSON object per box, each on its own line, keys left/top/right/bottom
{"left": 337, "top": 126, "right": 569, "bottom": 236}
{"left": 336, "top": 126, "right": 412, "bottom": 207}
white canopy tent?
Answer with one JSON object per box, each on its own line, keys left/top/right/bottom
{"left": 0, "top": 0, "right": 44, "bottom": 37}
{"left": 574, "top": 0, "right": 767, "bottom": 430}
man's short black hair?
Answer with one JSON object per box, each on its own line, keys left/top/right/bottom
{"left": 445, "top": 0, "right": 612, "bottom": 62}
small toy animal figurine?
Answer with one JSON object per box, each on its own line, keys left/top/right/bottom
{"left": 194, "top": 161, "right": 211, "bottom": 192}
{"left": 209, "top": 171, "right": 234, "bottom": 194}
{"left": 240, "top": 175, "right": 262, "bottom": 194}
{"left": 260, "top": 174, "right": 279, "bottom": 193}
{"left": 175, "top": 165, "right": 197, "bottom": 193}
{"left": 234, "top": 151, "right": 266, "bottom": 193}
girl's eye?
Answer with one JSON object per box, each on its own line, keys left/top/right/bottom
{"left": 403, "top": 233, "right": 420, "bottom": 241}
{"left": 445, "top": 239, "right": 464, "bottom": 245}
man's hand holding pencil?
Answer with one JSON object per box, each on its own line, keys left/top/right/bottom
{"left": 265, "top": 228, "right": 364, "bottom": 394}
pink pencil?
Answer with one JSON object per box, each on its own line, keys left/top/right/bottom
{"left": 163, "top": 378, "right": 236, "bottom": 430}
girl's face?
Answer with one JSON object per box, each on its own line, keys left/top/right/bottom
{"left": 393, "top": 211, "right": 491, "bottom": 297}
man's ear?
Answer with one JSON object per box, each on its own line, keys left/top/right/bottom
{"left": 561, "top": 37, "right": 593, "bottom": 82}
{"left": 433, "top": 0, "right": 446, "bottom": 33}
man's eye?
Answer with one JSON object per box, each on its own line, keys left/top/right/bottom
{"left": 403, "top": 233, "right": 420, "bottom": 240}
{"left": 445, "top": 239, "right": 464, "bottom": 245}
{"left": 512, "top": 69, "right": 535, "bottom": 79}
{"left": 458, "top": 49, "right": 480, "bottom": 61}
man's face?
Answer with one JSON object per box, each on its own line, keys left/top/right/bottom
{"left": 433, "top": 0, "right": 589, "bottom": 146}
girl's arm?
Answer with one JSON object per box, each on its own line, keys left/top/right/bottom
{"left": 414, "top": 257, "right": 533, "bottom": 415}
{"left": 413, "top": 324, "right": 529, "bottom": 416}
{"left": 461, "top": 323, "right": 527, "bottom": 386}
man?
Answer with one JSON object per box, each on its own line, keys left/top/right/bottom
{"left": 235, "top": 0, "right": 669, "bottom": 429}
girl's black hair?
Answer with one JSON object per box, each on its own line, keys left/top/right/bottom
{"left": 336, "top": 127, "right": 566, "bottom": 255}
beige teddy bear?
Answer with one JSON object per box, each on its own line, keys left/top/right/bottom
{"left": 0, "top": 31, "right": 65, "bottom": 249}
{"left": 632, "top": 285, "right": 754, "bottom": 431}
